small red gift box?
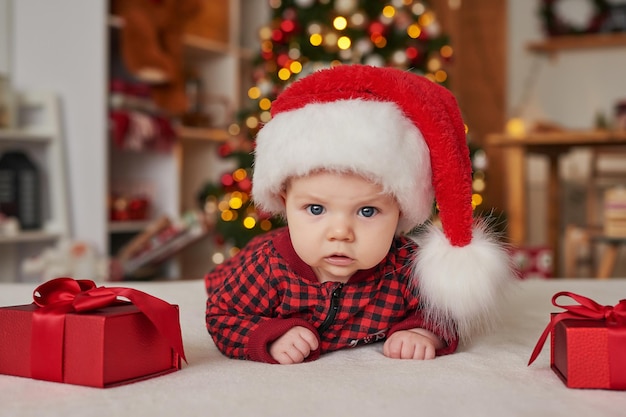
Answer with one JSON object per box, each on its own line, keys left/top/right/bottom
{"left": 529, "top": 292, "right": 626, "bottom": 390}
{"left": 0, "top": 278, "right": 186, "bottom": 388}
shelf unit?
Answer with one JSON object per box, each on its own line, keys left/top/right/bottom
{"left": 501, "top": 30, "right": 626, "bottom": 277}
{"left": 526, "top": 33, "right": 626, "bottom": 55}
{"left": 488, "top": 129, "right": 626, "bottom": 147}
{"left": 0, "top": 91, "right": 69, "bottom": 282}
{"left": 175, "top": 0, "right": 267, "bottom": 280}
{"left": 107, "top": 0, "right": 267, "bottom": 280}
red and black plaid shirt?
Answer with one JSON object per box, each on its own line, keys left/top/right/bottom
{"left": 205, "top": 228, "right": 458, "bottom": 363}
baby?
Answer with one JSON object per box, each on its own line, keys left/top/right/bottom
{"left": 205, "top": 64, "right": 512, "bottom": 364}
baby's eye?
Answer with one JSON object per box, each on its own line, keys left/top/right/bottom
{"left": 306, "top": 204, "right": 325, "bottom": 215}
{"left": 359, "top": 207, "right": 378, "bottom": 218}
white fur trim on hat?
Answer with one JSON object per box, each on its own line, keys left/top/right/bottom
{"left": 411, "top": 219, "right": 515, "bottom": 342}
{"left": 252, "top": 99, "right": 434, "bottom": 232}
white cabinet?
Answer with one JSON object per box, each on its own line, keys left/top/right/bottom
{"left": 5, "top": 0, "right": 268, "bottom": 281}
{"left": 0, "top": 91, "right": 70, "bottom": 282}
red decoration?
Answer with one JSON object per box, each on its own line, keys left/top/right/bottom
{"left": 0, "top": 278, "right": 185, "bottom": 388}
{"left": 280, "top": 19, "right": 295, "bottom": 33}
{"left": 127, "top": 196, "right": 150, "bottom": 220}
{"left": 110, "top": 194, "right": 150, "bottom": 221}
{"left": 238, "top": 178, "right": 252, "bottom": 192}
{"left": 220, "top": 173, "right": 235, "bottom": 187}
{"left": 277, "top": 54, "right": 290, "bottom": 68}
{"left": 368, "top": 21, "right": 386, "bottom": 36}
{"left": 271, "top": 29, "right": 284, "bottom": 42}
{"left": 528, "top": 292, "right": 626, "bottom": 390}
{"left": 405, "top": 46, "right": 418, "bottom": 60}
{"left": 511, "top": 246, "right": 553, "bottom": 279}
{"left": 218, "top": 143, "right": 232, "bottom": 157}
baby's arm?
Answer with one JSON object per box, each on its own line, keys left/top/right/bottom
{"left": 206, "top": 233, "right": 322, "bottom": 363}
{"left": 383, "top": 328, "right": 445, "bottom": 360}
{"left": 269, "top": 326, "right": 319, "bottom": 364}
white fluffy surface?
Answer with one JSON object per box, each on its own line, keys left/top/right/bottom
{"left": 412, "top": 221, "right": 515, "bottom": 342}
{"left": 252, "top": 99, "right": 434, "bottom": 232}
{"left": 3, "top": 279, "right": 626, "bottom": 416}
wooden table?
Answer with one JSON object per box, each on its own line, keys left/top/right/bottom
{"left": 486, "top": 129, "right": 626, "bottom": 276}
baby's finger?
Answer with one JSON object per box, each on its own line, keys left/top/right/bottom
{"left": 299, "top": 329, "right": 319, "bottom": 350}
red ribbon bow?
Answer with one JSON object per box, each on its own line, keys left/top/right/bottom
{"left": 30, "top": 277, "right": 186, "bottom": 382}
{"left": 528, "top": 291, "right": 626, "bottom": 389}
{"left": 528, "top": 291, "right": 626, "bottom": 366}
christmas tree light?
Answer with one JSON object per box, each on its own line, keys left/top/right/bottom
{"left": 198, "top": 0, "right": 475, "bottom": 261}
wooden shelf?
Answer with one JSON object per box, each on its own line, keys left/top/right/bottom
{"left": 527, "top": 33, "right": 626, "bottom": 54}
{"left": 175, "top": 125, "right": 229, "bottom": 142}
{"left": 183, "top": 34, "right": 255, "bottom": 61}
{"left": 0, "top": 129, "right": 51, "bottom": 143}
{"left": 108, "top": 220, "right": 151, "bottom": 233}
{"left": 183, "top": 34, "right": 231, "bottom": 56}
{"left": 487, "top": 129, "right": 626, "bottom": 147}
{"left": 0, "top": 230, "right": 61, "bottom": 244}
{"left": 109, "top": 15, "right": 251, "bottom": 60}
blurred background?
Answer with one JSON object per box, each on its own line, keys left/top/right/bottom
{"left": 0, "top": 0, "right": 625, "bottom": 283}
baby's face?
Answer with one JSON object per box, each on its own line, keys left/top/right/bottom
{"left": 282, "top": 171, "right": 400, "bottom": 283}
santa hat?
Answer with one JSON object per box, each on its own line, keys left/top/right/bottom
{"left": 252, "top": 64, "right": 513, "bottom": 341}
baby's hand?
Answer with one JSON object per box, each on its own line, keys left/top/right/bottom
{"left": 383, "top": 328, "right": 444, "bottom": 360}
{"left": 269, "top": 326, "right": 319, "bottom": 364}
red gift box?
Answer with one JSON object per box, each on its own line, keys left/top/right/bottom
{"left": 528, "top": 292, "right": 626, "bottom": 390}
{"left": 0, "top": 278, "right": 186, "bottom": 388}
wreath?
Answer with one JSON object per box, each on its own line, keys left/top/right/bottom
{"left": 540, "top": 0, "right": 611, "bottom": 36}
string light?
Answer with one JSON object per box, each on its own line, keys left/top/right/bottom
{"left": 350, "top": 12, "right": 365, "bottom": 26}
{"left": 233, "top": 169, "right": 247, "bottom": 181}
{"left": 243, "top": 217, "right": 256, "bottom": 229}
{"left": 221, "top": 210, "right": 235, "bottom": 222}
{"left": 259, "top": 98, "right": 272, "bottom": 111}
{"left": 382, "top": 6, "right": 396, "bottom": 18}
{"left": 203, "top": 0, "right": 459, "bottom": 263}
{"left": 472, "top": 193, "right": 483, "bottom": 208}
{"left": 248, "top": 86, "right": 261, "bottom": 99}
{"left": 227, "top": 123, "right": 240, "bottom": 136}
{"left": 309, "top": 33, "right": 323, "bottom": 46}
{"left": 333, "top": 16, "right": 348, "bottom": 30}
{"left": 229, "top": 195, "right": 243, "bottom": 210}
{"left": 260, "top": 111, "right": 272, "bottom": 122}
{"left": 506, "top": 117, "right": 527, "bottom": 137}
{"left": 324, "top": 32, "right": 338, "bottom": 47}
{"left": 440, "top": 45, "right": 453, "bottom": 58}
{"left": 260, "top": 220, "right": 273, "bottom": 231}
{"left": 278, "top": 68, "right": 291, "bottom": 80}
{"left": 412, "top": 3, "right": 426, "bottom": 15}
{"left": 289, "top": 61, "right": 303, "bottom": 73}
{"left": 434, "top": 70, "right": 447, "bottom": 83}
{"left": 245, "top": 116, "right": 259, "bottom": 129}
{"left": 212, "top": 252, "right": 225, "bottom": 265}
{"left": 338, "top": 36, "right": 352, "bottom": 50}
{"left": 407, "top": 24, "right": 421, "bottom": 38}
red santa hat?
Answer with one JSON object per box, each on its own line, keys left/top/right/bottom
{"left": 252, "top": 64, "right": 513, "bottom": 341}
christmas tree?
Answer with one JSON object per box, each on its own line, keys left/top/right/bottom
{"left": 198, "top": 0, "right": 482, "bottom": 257}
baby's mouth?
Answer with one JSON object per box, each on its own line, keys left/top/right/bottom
{"left": 325, "top": 254, "right": 354, "bottom": 266}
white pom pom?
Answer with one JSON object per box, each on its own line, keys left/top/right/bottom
{"left": 411, "top": 220, "right": 515, "bottom": 343}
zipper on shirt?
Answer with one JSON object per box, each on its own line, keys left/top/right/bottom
{"left": 318, "top": 283, "right": 343, "bottom": 334}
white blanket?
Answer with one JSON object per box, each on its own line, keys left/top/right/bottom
{"left": 1, "top": 278, "right": 625, "bottom": 417}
